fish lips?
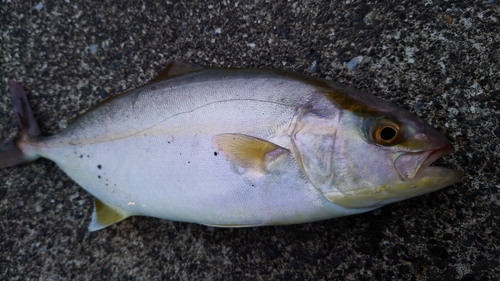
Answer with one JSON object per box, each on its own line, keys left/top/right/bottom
{"left": 393, "top": 143, "right": 459, "bottom": 184}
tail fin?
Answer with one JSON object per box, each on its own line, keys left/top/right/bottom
{"left": 0, "top": 80, "right": 41, "bottom": 169}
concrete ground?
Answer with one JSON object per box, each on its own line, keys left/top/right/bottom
{"left": 1, "top": 1, "right": 499, "bottom": 280}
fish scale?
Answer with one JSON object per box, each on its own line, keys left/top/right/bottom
{"left": 0, "top": 61, "right": 460, "bottom": 231}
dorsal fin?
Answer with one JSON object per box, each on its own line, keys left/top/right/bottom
{"left": 147, "top": 61, "right": 203, "bottom": 84}
{"left": 88, "top": 198, "right": 130, "bottom": 231}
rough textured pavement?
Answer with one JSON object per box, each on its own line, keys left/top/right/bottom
{"left": 1, "top": 1, "right": 499, "bottom": 280}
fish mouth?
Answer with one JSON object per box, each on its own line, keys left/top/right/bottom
{"left": 394, "top": 143, "right": 456, "bottom": 180}
{"left": 390, "top": 142, "right": 461, "bottom": 200}
{"left": 413, "top": 144, "right": 456, "bottom": 179}
{"left": 399, "top": 144, "right": 461, "bottom": 197}
{"left": 324, "top": 144, "right": 460, "bottom": 209}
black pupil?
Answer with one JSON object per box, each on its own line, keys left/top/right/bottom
{"left": 380, "top": 127, "right": 397, "bottom": 141}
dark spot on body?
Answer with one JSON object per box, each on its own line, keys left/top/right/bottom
{"left": 98, "top": 176, "right": 101, "bottom": 179}
{"left": 151, "top": 86, "right": 157, "bottom": 90}
{"left": 97, "top": 164, "right": 102, "bottom": 169}
{"left": 214, "top": 152, "right": 218, "bottom": 156}
{"left": 79, "top": 155, "right": 83, "bottom": 158}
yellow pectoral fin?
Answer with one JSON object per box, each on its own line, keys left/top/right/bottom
{"left": 212, "top": 133, "right": 289, "bottom": 173}
{"left": 88, "top": 198, "right": 130, "bottom": 231}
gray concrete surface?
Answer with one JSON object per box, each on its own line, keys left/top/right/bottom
{"left": 1, "top": 1, "right": 499, "bottom": 280}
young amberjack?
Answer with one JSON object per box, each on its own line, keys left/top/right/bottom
{"left": 0, "top": 61, "right": 460, "bottom": 231}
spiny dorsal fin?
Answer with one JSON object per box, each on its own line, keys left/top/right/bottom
{"left": 147, "top": 61, "right": 203, "bottom": 84}
{"left": 88, "top": 198, "right": 129, "bottom": 231}
{"left": 212, "top": 133, "right": 289, "bottom": 173}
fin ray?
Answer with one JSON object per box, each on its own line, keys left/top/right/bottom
{"left": 88, "top": 198, "right": 130, "bottom": 231}
{"left": 212, "top": 133, "right": 289, "bottom": 173}
{"left": 0, "top": 81, "right": 41, "bottom": 169}
{"left": 9, "top": 80, "right": 41, "bottom": 137}
{"left": 147, "top": 61, "right": 203, "bottom": 84}
{"left": 203, "top": 223, "right": 263, "bottom": 227}
{"left": 0, "top": 139, "right": 35, "bottom": 169}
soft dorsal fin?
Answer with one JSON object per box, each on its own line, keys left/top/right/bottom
{"left": 147, "top": 60, "right": 203, "bottom": 84}
{"left": 88, "top": 198, "right": 130, "bottom": 231}
{"left": 212, "top": 133, "right": 289, "bottom": 173}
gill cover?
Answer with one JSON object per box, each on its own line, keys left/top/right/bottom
{"left": 290, "top": 110, "right": 338, "bottom": 190}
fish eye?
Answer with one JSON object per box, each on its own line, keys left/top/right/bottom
{"left": 379, "top": 126, "right": 397, "bottom": 141}
{"left": 370, "top": 118, "right": 403, "bottom": 145}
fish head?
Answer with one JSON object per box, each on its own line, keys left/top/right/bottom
{"left": 294, "top": 89, "right": 461, "bottom": 210}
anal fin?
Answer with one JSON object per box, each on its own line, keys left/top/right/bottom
{"left": 88, "top": 198, "right": 130, "bottom": 231}
{"left": 203, "top": 223, "right": 263, "bottom": 227}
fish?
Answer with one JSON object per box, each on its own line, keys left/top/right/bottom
{"left": 0, "top": 61, "right": 461, "bottom": 231}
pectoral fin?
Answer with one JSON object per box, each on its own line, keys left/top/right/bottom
{"left": 88, "top": 198, "right": 130, "bottom": 231}
{"left": 212, "top": 134, "right": 289, "bottom": 173}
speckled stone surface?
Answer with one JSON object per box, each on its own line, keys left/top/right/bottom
{"left": 1, "top": 1, "right": 499, "bottom": 280}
